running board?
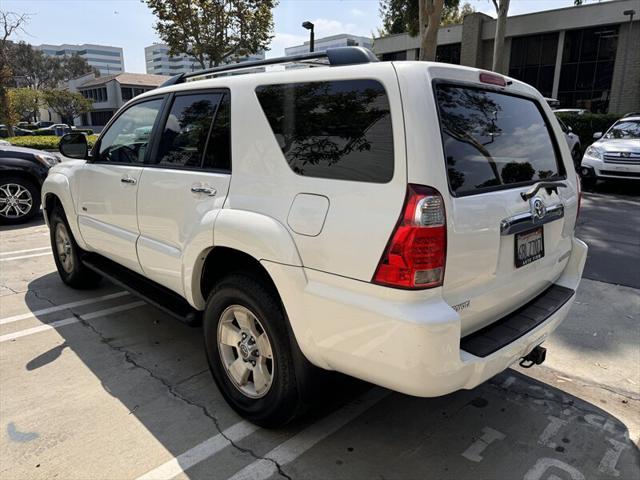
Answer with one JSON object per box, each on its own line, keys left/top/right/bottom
{"left": 82, "top": 253, "right": 202, "bottom": 326}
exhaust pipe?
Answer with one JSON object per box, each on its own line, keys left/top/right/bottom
{"left": 519, "top": 345, "right": 547, "bottom": 368}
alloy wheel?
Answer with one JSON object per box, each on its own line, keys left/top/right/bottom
{"left": 217, "top": 305, "right": 274, "bottom": 398}
{"left": 0, "top": 183, "right": 33, "bottom": 219}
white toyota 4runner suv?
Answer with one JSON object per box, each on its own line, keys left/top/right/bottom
{"left": 43, "top": 48, "right": 587, "bottom": 427}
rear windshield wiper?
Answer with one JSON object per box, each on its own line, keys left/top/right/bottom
{"left": 521, "top": 181, "right": 567, "bottom": 201}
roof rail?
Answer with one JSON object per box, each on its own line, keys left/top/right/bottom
{"left": 159, "top": 46, "right": 379, "bottom": 88}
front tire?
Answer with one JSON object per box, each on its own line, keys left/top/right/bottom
{"left": 0, "top": 176, "right": 40, "bottom": 225}
{"left": 204, "top": 273, "right": 309, "bottom": 427}
{"left": 49, "top": 207, "right": 102, "bottom": 289}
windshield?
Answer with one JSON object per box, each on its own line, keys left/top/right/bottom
{"left": 604, "top": 120, "right": 640, "bottom": 140}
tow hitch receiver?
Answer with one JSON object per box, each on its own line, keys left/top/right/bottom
{"left": 519, "top": 345, "right": 547, "bottom": 368}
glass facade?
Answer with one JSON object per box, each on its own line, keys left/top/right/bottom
{"left": 558, "top": 26, "right": 618, "bottom": 113}
{"left": 508, "top": 33, "right": 558, "bottom": 97}
{"left": 436, "top": 43, "right": 461, "bottom": 65}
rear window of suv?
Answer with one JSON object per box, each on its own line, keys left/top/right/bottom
{"left": 255, "top": 79, "right": 393, "bottom": 183}
{"left": 435, "top": 84, "right": 563, "bottom": 196}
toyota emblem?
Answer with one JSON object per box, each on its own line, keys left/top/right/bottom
{"left": 530, "top": 197, "right": 547, "bottom": 222}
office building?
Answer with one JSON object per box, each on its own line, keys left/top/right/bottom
{"left": 373, "top": 0, "right": 639, "bottom": 113}
{"left": 145, "top": 43, "right": 265, "bottom": 76}
{"left": 36, "top": 43, "right": 124, "bottom": 76}
{"left": 285, "top": 33, "right": 373, "bottom": 56}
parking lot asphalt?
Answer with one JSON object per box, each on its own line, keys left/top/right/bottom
{"left": 1, "top": 184, "right": 639, "bottom": 480}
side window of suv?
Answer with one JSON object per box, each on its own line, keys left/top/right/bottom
{"left": 255, "top": 79, "right": 394, "bottom": 183}
{"left": 154, "top": 92, "right": 227, "bottom": 169}
{"left": 97, "top": 98, "right": 163, "bottom": 164}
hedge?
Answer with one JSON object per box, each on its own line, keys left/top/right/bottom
{"left": 7, "top": 135, "right": 98, "bottom": 151}
{"left": 555, "top": 113, "right": 621, "bottom": 150}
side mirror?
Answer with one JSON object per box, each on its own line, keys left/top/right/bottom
{"left": 593, "top": 132, "right": 602, "bottom": 140}
{"left": 567, "top": 126, "right": 573, "bottom": 132}
{"left": 59, "top": 133, "right": 88, "bottom": 159}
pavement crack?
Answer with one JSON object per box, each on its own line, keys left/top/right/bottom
{"left": 72, "top": 313, "right": 292, "bottom": 480}
{"left": 28, "top": 289, "right": 58, "bottom": 307}
{"left": 0, "top": 283, "right": 21, "bottom": 295}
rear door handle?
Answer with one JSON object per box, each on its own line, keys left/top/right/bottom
{"left": 121, "top": 176, "right": 137, "bottom": 185}
{"left": 190, "top": 186, "right": 216, "bottom": 196}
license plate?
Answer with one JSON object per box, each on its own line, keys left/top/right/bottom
{"left": 515, "top": 227, "right": 544, "bottom": 268}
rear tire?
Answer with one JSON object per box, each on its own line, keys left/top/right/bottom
{"left": 49, "top": 207, "right": 102, "bottom": 289}
{"left": 203, "top": 273, "right": 311, "bottom": 427}
{"left": 0, "top": 176, "right": 40, "bottom": 225}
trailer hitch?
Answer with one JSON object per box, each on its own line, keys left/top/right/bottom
{"left": 519, "top": 345, "right": 547, "bottom": 368}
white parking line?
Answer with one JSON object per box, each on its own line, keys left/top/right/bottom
{"left": 136, "top": 421, "right": 260, "bottom": 480}
{"left": 0, "top": 252, "right": 52, "bottom": 262}
{"left": 0, "top": 246, "right": 51, "bottom": 256}
{"left": 0, "top": 301, "right": 145, "bottom": 343}
{"left": 227, "top": 388, "right": 390, "bottom": 480}
{"left": 0, "top": 291, "right": 129, "bottom": 325}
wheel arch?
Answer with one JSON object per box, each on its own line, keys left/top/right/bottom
{"left": 185, "top": 208, "right": 303, "bottom": 310}
{"left": 41, "top": 173, "right": 88, "bottom": 249}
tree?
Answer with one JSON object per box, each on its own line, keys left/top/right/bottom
{"left": 1, "top": 10, "right": 30, "bottom": 134}
{"left": 43, "top": 89, "right": 92, "bottom": 124}
{"left": 145, "top": 0, "right": 277, "bottom": 68}
{"left": 8, "top": 87, "right": 41, "bottom": 122}
{"left": 419, "top": 0, "right": 445, "bottom": 61}
{"left": 379, "top": 0, "right": 474, "bottom": 36}
{"left": 491, "top": 0, "right": 510, "bottom": 74}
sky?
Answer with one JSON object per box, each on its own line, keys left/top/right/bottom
{"left": 3, "top": 0, "right": 588, "bottom": 73}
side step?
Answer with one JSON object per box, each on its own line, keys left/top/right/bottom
{"left": 82, "top": 253, "right": 202, "bottom": 326}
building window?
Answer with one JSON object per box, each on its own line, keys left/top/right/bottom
{"left": 436, "top": 43, "right": 461, "bottom": 65}
{"left": 121, "top": 87, "right": 133, "bottom": 101}
{"left": 381, "top": 50, "right": 407, "bottom": 61}
{"left": 557, "top": 26, "right": 618, "bottom": 113}
{"left": 508, "top": 33, "right": 558, "bottom": 98}
{"left": 91, "top": 110, "right": 115, "bottom": 126}
{"left": 80, "top": 87, "right": 108, "bottom": 103}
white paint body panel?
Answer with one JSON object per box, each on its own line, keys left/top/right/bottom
{"left": 76, "top": 163, "right": 144, "bottom": 274}
{"left": 136, "top": 167, "right": 230, "bottom": 295}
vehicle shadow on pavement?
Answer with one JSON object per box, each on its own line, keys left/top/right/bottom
{"left": 18, "top": 274, "right": 640, "bottom": 480}
{"left": 0, "top": 212, "right": 45, "bottom": 232}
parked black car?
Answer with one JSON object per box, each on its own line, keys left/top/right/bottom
{"left": 0, "top": 144, "right": 60, "bottom": 224}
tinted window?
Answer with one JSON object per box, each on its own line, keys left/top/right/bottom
{"left": 203, "top": 93, "right": 231, "bottom": 171}
{"left": 435, "top": 85, "right": 562, "bottom": 195}
{"left": 98, "top": 98, "right": 163, "bottom": 164}
{"left": 156, "top": 93, "right": 221, "bottom": 168}
{"left": 255, "top": 79, "right": 393, "bottom": 183}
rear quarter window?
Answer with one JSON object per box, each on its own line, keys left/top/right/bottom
{"left": 255, "top": 79, "right": 394, "bottom": 183}
{"left": 435, "top": 84, "right": 563, "bottom": 196}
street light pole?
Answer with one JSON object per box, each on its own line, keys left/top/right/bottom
{"left": 302, "top": 21, "right": 315, "bottom": 53}
{"left": 617, "top": 9, "right": 635, "bottom": 112}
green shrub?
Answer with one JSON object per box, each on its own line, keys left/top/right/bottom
{"left": 7, "top": 135, "right": 98, "bottom": 151}
{"left": 555, "top": 113, "right": 621, "bottom": 149}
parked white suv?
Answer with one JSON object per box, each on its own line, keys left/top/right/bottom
{"left": 580, "top": 116, "right": 640, "bottom": 186}
{"left": 42, "top": 48, "right": 587, "bottom": 427}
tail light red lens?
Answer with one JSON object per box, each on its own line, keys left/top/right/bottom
{"left": 373, "top": 184, "right": 447, "bottom": 289}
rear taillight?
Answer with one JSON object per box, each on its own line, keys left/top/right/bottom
{"left": 373, "top": 185, "right": 447, "bottom": 289}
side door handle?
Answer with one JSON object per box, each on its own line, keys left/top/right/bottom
{"left": 191, "top": 186, "right": 217, "bottom": 196}
{"left": 121, "top": 176, "right": 137, "bottom": 185}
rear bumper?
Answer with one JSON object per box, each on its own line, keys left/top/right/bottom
{"left": 265, "top": 237, "right": 588, "bottom": 397}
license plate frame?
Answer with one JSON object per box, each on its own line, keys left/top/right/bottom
{"left": 515, "top": 227, "right": 545, "bottom": 268}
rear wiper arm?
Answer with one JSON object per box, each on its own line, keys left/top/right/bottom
{"left": 521, "top": 181, "right": 567, "bottom": 201}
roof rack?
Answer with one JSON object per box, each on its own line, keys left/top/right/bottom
{"left": 159, "top": 46, "right": 379, "bottom": 87}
